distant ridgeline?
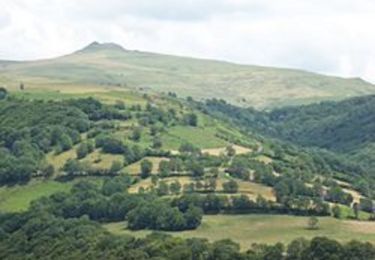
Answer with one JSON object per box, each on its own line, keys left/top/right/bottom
{"left": 1, "top": 41, "right": 375, "bottom": 109}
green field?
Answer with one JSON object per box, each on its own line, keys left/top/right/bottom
{"left": 161, "top": 126, "right": 228, "bottom": 150}
{"left": 103, "top": 214, "right": 375, "bottom": 250}
{"left": 0, "top": 178, "right": 104, "bottom": 212}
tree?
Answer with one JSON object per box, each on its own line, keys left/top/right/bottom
{"left": 222, "top": 180, "right": 238, "bottom": 193}
{"left": 187, "top": 160, "right": 204, "bottom": 178}
{"left": 302, "top": 237, "right": 343, "bottom": 260}
{"left": 130, "top": 127, "right": 142, "bottom": 142}
{"left": 152, "top": 136, "right": 162, "bottom": 149}
{"left": 63, "top": 159, "right": 82, "bottom": 176}
{"left": 286, "top": 238, "right": 309, "bottom": 260}
{"left": 76, "top": 143, "right": 89, "bottom": 159}
{"left": 170, "top": 181, "right": 182, "bottom": 195}
{"left": 0, "top": 87, "right": 7, "bottom": 100}
{"left": 43, "top": 164, "right": 55, "bottom": 178}
{"left": 307, "top": 216, "right": 319, "bottom": 230}
{"left": 156, "top": 181, "right": 169, "bottom": 196}
{"left": 158, "top": 160, "right": 171, "bottom": 177}
{"left": 226, "top": 145, "right": 236, "bottom": 157}
{"left": 184, "top": 205, "right": 203, "bottom": 229}
{"left": 332, "top": 205, "right": 342, "bottom": 219}
{"left": 327, "top": 185, "right": 353, "bottom": 206}
{"left": 179, "top": 143, "right": 200, "bottom": 155}
{"left": 183, "top": 113, "right": 198, "bottom": 126}
{"left": 207, "top": 177, "right": 217, "bottom": 192}
{"left": 97, "top": 136, "right": 125, "bottom": 154}
{"left": 110, "top": 160, "right": 123, "bottom": 174}
{"left": 59, "top": 134, "right": 73, "bottom": 151}
{"left": 353, "top": 202, "right": 360, "bottom": 219}
{"left": 140, "top": 159, "right": 153, "bottom": 179}
{"left": 169, "top": 158, "right": 183, "bottom": 172}
{"left": 360, "top": 198, "right": 374, "bottom": 213}
{"left": 183, "top": 183, "right": 195, "bottom": 193}
{"left": 151, "top": 175, "right": 159, "bottom": 186}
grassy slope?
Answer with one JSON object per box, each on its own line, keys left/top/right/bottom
{"left": 1, "top": 43, "right": 374, "bottom": 108}
{"left": 103, "top": 214, "right": 375, "bottom": 250}
{"left": 0, "top": 178, "right": 103, "bottom": 212}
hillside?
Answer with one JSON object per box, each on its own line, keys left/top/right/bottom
{"left": 1, "top": 87, "right": 375, "bottom": 258}
{"left": 1, "top": 42, "right": 374, "bottom": 108}
{"left": 204, "top": 95, "right": 375, "bottom": 171}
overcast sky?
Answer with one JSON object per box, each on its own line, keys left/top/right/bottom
{"left": 1, "top": 0, "right": 375, "bottom": 82}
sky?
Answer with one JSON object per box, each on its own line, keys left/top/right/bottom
{"left": 1, "top": 0, "right": 375, "bottom": 82}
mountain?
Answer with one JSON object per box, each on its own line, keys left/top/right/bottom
{"left": 0, "top": 42, "right": 374, "bottom": 109}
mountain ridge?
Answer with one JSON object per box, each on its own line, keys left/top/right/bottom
{"left": 0, "top": 41, "right": 374, "bottom": 109}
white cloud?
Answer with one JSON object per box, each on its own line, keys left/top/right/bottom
{"left": 0, "top": 0, "right": 375, "bottom": 82}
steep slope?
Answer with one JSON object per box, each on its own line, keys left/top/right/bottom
{"left": 1, "top": 42, "right": 374, "bottom": 109}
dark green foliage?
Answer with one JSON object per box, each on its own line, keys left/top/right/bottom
{"left": 0, "top": 97, "right": 131, "bottom": 184}
{"left": 130, "top": 127, "right": 142, "bottom": 141}
{"left": 332, "top": 205, "right": 342, "bottom": 219}
{"left": 152, "top": 135, "right": 162, "bottom": 149}
{"left": 187, "top": 160, "right": 205, "bottom": 177}
{"left": 174, "top": 193, "right": 330, "bottom": 216}
{"left": 63, "top": 159, "right": 85, "bottom": 176}
{"left": 179, "top": 142, "right": 201, "bottom": 155}
{"left": 0, "top": 87, "right": 7, "bottom": 100}
{"left": 169, "top": 180, "right": 182, "bottom": 194}
{"left": 183, "top": 113, "right": 198, "bottom": 126}
{"left": 101, "top": 176, "right": 133, "bottom": 196}
{"left": 359, "top": 198, "right": 374, "bottom": 213}
{"left": 127, "top": 201, "right": 202, "bottom": 231}
{"left": 76, "top": 141, "right": 94, "bottom": 159}
{"left": 222, "top": 180, "right": 239, "bottom": 193}
{"left": 140, "top": 159, "right": 153, "bottom": 179}
{"left": 326, "top": 185, "right": 353, "bottom": 206}
{"left": 109, "top": 160, "right": 123, "bottom": 174}
{"left": 158, "top": 160, "right": 171, "bottom": 177}
{"left": 96, "top": 135, "right": 125, "bottom": 154}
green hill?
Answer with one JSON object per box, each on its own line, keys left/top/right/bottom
{"left": 1, "top": 42, "right": 374, "bottom": 108}
{"left": 204, "top": 95, "right": 375, "bottom": 171}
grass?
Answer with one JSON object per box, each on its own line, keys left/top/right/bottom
{"left": 11, "top": 88, "right": 146, "bottom": 106}
{"left": 0, "top": 178, "right": 99, "bottom": 212}
{"left": 82, "top": 150, "right": 124, "bottom": 170}
{"left": 103, "top": 214, "right": 375, "bottom": 250}
{"left": 202, "top": 145, "right": 252, "bottom": 156}
{"left": 161, "top": 126, "right": 228, "bottom": 150}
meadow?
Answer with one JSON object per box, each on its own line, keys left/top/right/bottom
{"left": 103, "top": 214, "right": 375, "bottom": 250}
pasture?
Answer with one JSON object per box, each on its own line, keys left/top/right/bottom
{"left": 103, "top": 214, "right": 375, "bottom": 250}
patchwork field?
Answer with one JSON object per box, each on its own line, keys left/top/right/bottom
{"left": 103, "top": 214, "right": 375, "bottom": 250}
